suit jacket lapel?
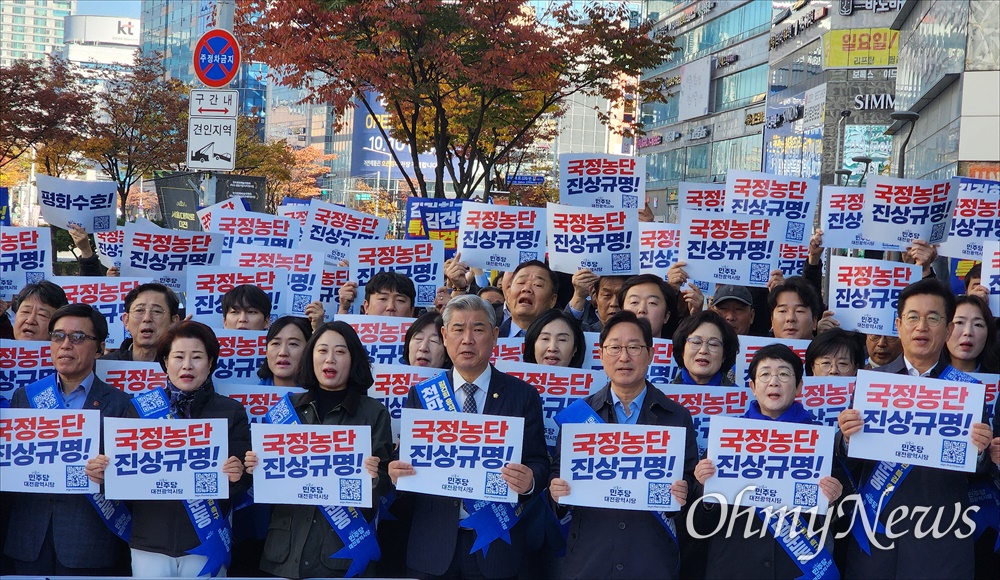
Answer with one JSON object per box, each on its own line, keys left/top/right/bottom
{"left": 84, "top": 378, "right": 109, "bottom": 411}
{"left": 482, "top": 366, "right": 501, "bottom": 415}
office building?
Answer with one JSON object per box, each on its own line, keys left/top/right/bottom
{"left": 0, "top": 0, "right": 75, "bottom": 66}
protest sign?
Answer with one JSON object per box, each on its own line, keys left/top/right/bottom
{"left": 0, "top": 409, "right": 100, "bottom": 493}
{"left": 495, "top": 361, "right": 603, "bottom": 449}
{"left": 155, "top": 172, "right": 201, "bottom": 231}
{"left": 558, "top": 423, "right": 687, "bottom": 512}
{"left": 95, "top": 228, "right": 124, "bottom": 270}
{"left": 215, "top": 384, "right": 306, "bottom": 424}
{"left": 936, "top": 178, "right": 1000, "bottom": 260}
{"left": 678, "top": 182, "right": 725, "bottom": 215}
{"left": 457, "top": 202, "right": 545, "bottom": 271}
{"left": 277, "top": 204, "right": 309, "bottom": 228}
{"left": 827, "top": 256, "right": 920, "bottom": 335}
{"left": 725, "top": 171, "right": 818, "bottom": 245}
{"left": 405, "top": 198, "right": 464, "bottom": 239}
{"left": 251, "top": 423, "right": 372, "bottom": 507}
{"left": 645, "top": 338, "right": 680, "bottom": 388}
{"left": 660, "top": 385, "right": 750, "bottom": 455}
{"left": 848, "top": 370, "right": 986, "bottom": 472}
{"left": 547, "top": 203, "right": 639, "bottom": 276}
{"left": 983, "top": 241, "right": 1000, "bottom": 316}
{"left": 0, "top": 340, "right": 56, "bottom": 402}
{"left": 819, "top": 186, "right": 901, "bottom": 252}
{"left": 798, "top": 377, "right": 856, "bottom": 429}
{"left": 581, "top": 332, "right": 603, "bottom": 373}
{"left": 0, "top": 227, "right": 53, "bottom": 300}
{"left": 861, "top": 176, "right": 959, "bottom": 246}
{"left": 103, "top": 417, "right": 229, "bottom": 500}
{"left": 490, "top": 338, "right": 524, "bottom": 365}
{"left": 301, "top": 200, "right": 388, "bottom": 265}
{"left": 58, "top": 276, "right": 151, "bottom": 349}
{"left": 421, "top": 203, "right": 463, "bottom": 260}
{"left": 197, "top": 197, "right": 246, "bottom": 231}
{"left": 213, "top": 330, "right": 268, "bottom": 386}
{"left": 638, "top": 223, "right": 680, "bottom": 277}
{"left": 734, "top": 337, "right": 811, "bottom": 388}
{"left": 121, "top": 220, "right": 224, "bottom": 295}
{"left": 95, "top": 360, "right": 168, "bottom": 396}
{"left": 225, "top": 246, "right": 322, "bottom": 318}
{"left": 369, "top": 364, "right": 442, "bottom": 442}
{"left": 679, "top": 211, "right": 791, "bottom": 288}
{"left": 396, "top": 408, "right": 523, "bottom": 502}
{"left": 35, "top": 174, "right": 117, "bottom": 233}
{"left": 559, "top": 153, "right": 644, "bottom": 209}
{"left": 338, "top": 314, "right": 413, "bottom": 366}
{"left": 186, "top": 266, "right": 285, "bottom": 328}
{"left": 973, "top": 373, "right": 999, "bottom": 426}
{"left": 209, "top": 210, "right": 300, "bottom": 252}
{"left": 317, "top": 266, "right": 349, "bottom": 322}
{"left": 705, "top": 416, "right": 834, "bottom": 514}
{"left": 349, "top": 240, "right": 444, "bottom": 308}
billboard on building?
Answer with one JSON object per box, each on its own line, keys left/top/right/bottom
{"left": 822, "top": 28, "right": 899, "bottom": 69}
{"left": 349, "top": 92, "right": 443, "bottom": 181}
{"left": 678, "top": 57, "right": 711, "bottom": 122}
{"left": 64, "top": 16, "right": 141, "bottom": 46}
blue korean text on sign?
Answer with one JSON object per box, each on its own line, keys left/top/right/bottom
{"left": 193, "top": 29, "right": 241, "bottom": 88}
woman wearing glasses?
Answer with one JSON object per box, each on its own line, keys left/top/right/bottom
{"left": 805, "top": 329, "right": 866, "bottom": 377}
{"left": 670, "top": 311, "right": 739, "bottom": 386}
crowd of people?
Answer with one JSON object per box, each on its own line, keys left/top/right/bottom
{"left": 1, "top": 226, "right": 998, "bottom": 580}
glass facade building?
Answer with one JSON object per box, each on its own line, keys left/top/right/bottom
{"left": 0, "top": 0, "right": 75, "bottom": 66}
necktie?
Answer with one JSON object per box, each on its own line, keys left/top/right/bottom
{"left": 515, "top": 329, "right": 525, "bottom": 338}
{"left": 462, "top": 382, "right": 478, "bottom": 414}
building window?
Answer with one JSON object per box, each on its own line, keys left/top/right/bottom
{"left": 713, "top": 64, "right": 768, "bottom": 114}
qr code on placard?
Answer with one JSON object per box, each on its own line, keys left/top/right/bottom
{"left": 340, "top": 478, "right": 362, "bottom": 502}
{"left": 292, "top": 293, "right": 311, "bottom": 314}
{"left": 519, "top": 251, "right": 538, "bottom": 265}
{"left": 66, "top": 465, "right": 89, "bottom": 489}
{"left": 417, "top": 284, "right": 436, "bottom": 305}
{"left": 484, "top": 471, "right": 508, "bottom": 497}
{"left": 648, "top": 482, "right": 672, "bottom": 507}
{"left": 93, "top": 215, "right": 111, "bottom": 231}
{"left": 611, "top": 253, "right": 632, "bottom": 273}
{"left": 785, "top": 221, "right": 805, "bottom": 243}
{"left": 25, "top": 272, "right": 44, "bottom": 283}
{"left": 195, "top": 472, "right": 218, "bottom": 495}
{"left": 941, "top": 439, "right": 967, "bottom": 466}
{"left": 930, "top": 222, "right": 946, "bottom": 243}
{"left": 622, "top": 195, "right": 639, "bottom": 209}
{"left": 749, "top": 262, "right": 770, "bottom": 284}
{"left": 793, "top": 482, "right": 818, "bottom": 508}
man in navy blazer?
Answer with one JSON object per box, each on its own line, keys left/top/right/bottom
{"left": 4, "top": 304, "right": 132, "bottom": 575}
{"left": 390, "top": 294, "right": 549, "bottom": 579}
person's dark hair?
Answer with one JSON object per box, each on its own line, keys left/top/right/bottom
{"left": 748, "top": 343, "right": 804, "bottom": 386}
{"left": 767, "top": 276, "right": 822, "bottom": 322}
{"left": 123, "top": 282, "right": 180, "bottom": 317}
{"left": 403, "top": 311, "right": 451, "bottom": 368}
{"left": 49, "top": 303, "right": 109, "bottom": 345}
{"left": 593, "top": 275, "right": 628, "bottom": 296}
{"left": 363, "top": 271, "right": 416, "bottom": 304}
{"left": 949, "top": 295, "right": 999, "bottom": 373}
{"left": 616, "top": 274, "right": 678, "bottom": 338}
{"left": 510, "top": 260, "right": 560, "bottom": 296}
{"left": 156, "top": 320, "right": 220, "bottom": 373}
{"left": 257, "top": 316, "right": 313, "bottom": 380}
{"left": 523, "top": 308, "right": 586, "bottom": 368}
{"left": 297, "top": 321, "right": 373, "bottom": 393}
{"left": 896, "top": 277, "right": 956, "bottom": 323}
{"left": 477, "top": 286, "right": 503, "bottom": 300}
{"left": 600, "top": 310, "right": 653, "bottom": 349}
{"left": 672, "top": 310, "right": 739, "bottom": 375}
{"left": 805, "top": 329, "right": 866, "bottom": 376}
{"left": 13, "top": 280, "right": 68, "bottom": 312}
{"left": 221, "top": 284, "right": 272, "bottom": 317}
{"left": 964, "top": 263, "right": 982, "bottom": 292}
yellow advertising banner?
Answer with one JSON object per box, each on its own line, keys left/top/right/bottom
{"left": 823, "top": 28, "right": 899, "bottom": 69}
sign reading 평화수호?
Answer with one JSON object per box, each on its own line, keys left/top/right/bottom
{"left": 848, "top": 370, "right": 986, "bottom": 472}
{"left": 659, "top": 384, "right": 750, "bottom": 456}
{"left": 489, "top": 338, "right": 524, "bottom": 365}
{"left": 35, "top": 174, "right": 117, "bottom": 233}
{"left": 338, "top": 314, "right": 414, "bottom": 366}
{"left": 421, "top": 203, "right": 463, "bottom": 260}
{"left": 725, "top": 170, "right": 818, "bottom": 246}
{"left": 559, "top": 153, "right": 644, "bottom": 209}
{"left": 95, "top": 228, "right": 124, "bottom": 270}
{"left": 546, "top": 203, "right": 639, "bottom": 276}
{"left": 827, "top": 255, "right": 920, "bottom": 335}
{"left": 679, "top": 210, "right": 791, "bottom": 288}
{"left": 861, "top": 176, "right": 960, "bottom": 246}
{"left": 216, "top": 384, "right": 306, "bottom": 424}
{"left": 0, "top": 408, "right": 100, "bottom": 494}
{"left": 95, "top": 359, "right": 168, "bottom": 396}
{"left": 797, "top": 377, "right": 856, "bottom": 429}
{"left": 103, "top": 417, "right": 229, "bottom": 500}
{"left": 983, "top": 241, "right": 1000, "bottom": 316}
{"left": 225, "top": 246, "right": 322, "bottom": 318}
{"left": 57, "top": 276, "right": 152, "bottom": 349}
{"left": 456, "top": 201, "right": 545, "bottom": 271}
{"left": 213, "top": 329, "right": 267, "bottom": 386}
{"left": 209, "top": 209, "right": 300, "bottom": 253}
{"left": 704, "top": 416, "right": 835, "bottom": 515}
{"left": 121, "top": 220, "right": 224, "bottom": 295}
{"left": 558, "top": 423, "right": 688, "bottom": 512}
{"left": 349, "top": 239, "right": 444, "bottom": 308}
{"left": 317, "top": 266, "right": 349, "bottom": 322}
{"left": 819, "top": 186, "right": 901, "bottom": 252}
{"left": 251, "top": 423, "right": 373, "bottom": 507}
{"left": 197, "top": 197, "right": 246, "bottom": 231}
{"left": 734, "top": 337, "right": 811, "bottom": 388}
{"left": 368, "top": 363, "right": 442, "bottom": 442}
{"left": 678, "top": 181, "right": 725, "bottom": 216}
{"left": 494, "top": 361, "right": 602, "bottom": 449}
{"left": 936, "top": 178, "right": 999, "bottom": 260}
{"left": 186, "top": 266, "right": 285, "bottom": 327}
{"left": 0, "top": 227, "right": 53, "bottom": 300}
{"left": 396, "top": 407, "right": 524, "bottom": 503}
{"left": 301, "top": 199, "right": 388, "bottom": 265}
{"left": 0, "top": 339, "right": 56, "bottom": 402}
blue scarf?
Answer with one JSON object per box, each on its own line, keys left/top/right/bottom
{"left": 743, "top": 400, "right": 817, "bottom": 424}
{"left": 165, "top": 379, "right": 211, "bottom": 419}
{"left": 680, "top": 369, "right": 723, "bottom": 386}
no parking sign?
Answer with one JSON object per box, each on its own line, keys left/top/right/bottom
{"left": 193, "top": 29, "right": 241, "bottom": 88}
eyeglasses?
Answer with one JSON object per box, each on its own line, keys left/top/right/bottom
{"left": 815, "top": 359, "right": 856, "bottom": 374}
{"left": 602, "top": 344, "right": 648, "bottom": 358}
{"left": 686, "top": 336, "right": 724, "bottom": 352}
{"left": 900, "top": 312, "right": 944, "bottom": 328}
{"left": 130, "top": 306, "right": 168, "bottom": 320}
{"left": 51, "top": 331, "right": 98, "bottom": 345}
{"left": 868, "top": 335, "right": 900, "bottom": 345}
{"left": 756, "top": 370, "right": 795, "bottom": 384}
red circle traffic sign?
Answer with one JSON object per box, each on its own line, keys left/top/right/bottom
{"left": 193, "top": 29, "right": 241, "bottom": 88}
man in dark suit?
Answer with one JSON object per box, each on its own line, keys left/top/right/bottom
{"left": 389, "top": 294, "right": 549, "bottom": 579}
{"left": 5, "top": 303, "right": 132, "bottom": 575}
{"left": 493, "top": 260, "right": 559, "bottom": 338}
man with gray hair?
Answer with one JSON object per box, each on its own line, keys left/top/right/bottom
{"left": 389, "top": 294, "right": 549, "bottom": 579}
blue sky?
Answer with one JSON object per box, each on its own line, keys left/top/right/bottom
{"left": 75, "top": 0, "right": 142, "bottom": 19}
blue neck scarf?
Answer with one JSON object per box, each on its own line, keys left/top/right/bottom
{"left": 743, "top": 400, "right": 816, "bottom": 424}
{"left": 680, "top": 369, "right": 723, "bottom": 386}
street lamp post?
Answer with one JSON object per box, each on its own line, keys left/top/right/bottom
{"left": 852, "top": 156, "right": 873, "bottom": 187}
{"left": 890, "top": 110, "right": 920, "bottom": 178}
{"left": 835, "top": 169, "right": 853, "bottom": 186}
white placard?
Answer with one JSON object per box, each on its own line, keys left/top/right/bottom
{"left": 0, "top": 408, "right": 101, "bottom": 494}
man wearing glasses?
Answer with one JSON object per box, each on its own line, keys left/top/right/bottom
{"left": 102, "top": 283, "right": 181, "bottom": 362}
{"left": 6, "top": 303, "right": 131, "bottom": 574}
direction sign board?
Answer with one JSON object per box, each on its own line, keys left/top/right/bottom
{"left": 193, "top": 29, "right": 241, "bottom": 88}
{"left": 506, "top": 175, "right": 546, "bottom": 186}
{"left": 189, "top": 89, "right": 238, "bottom": 118}
{"left": 188, "top": 118, "right": 237, "bottom": 171}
